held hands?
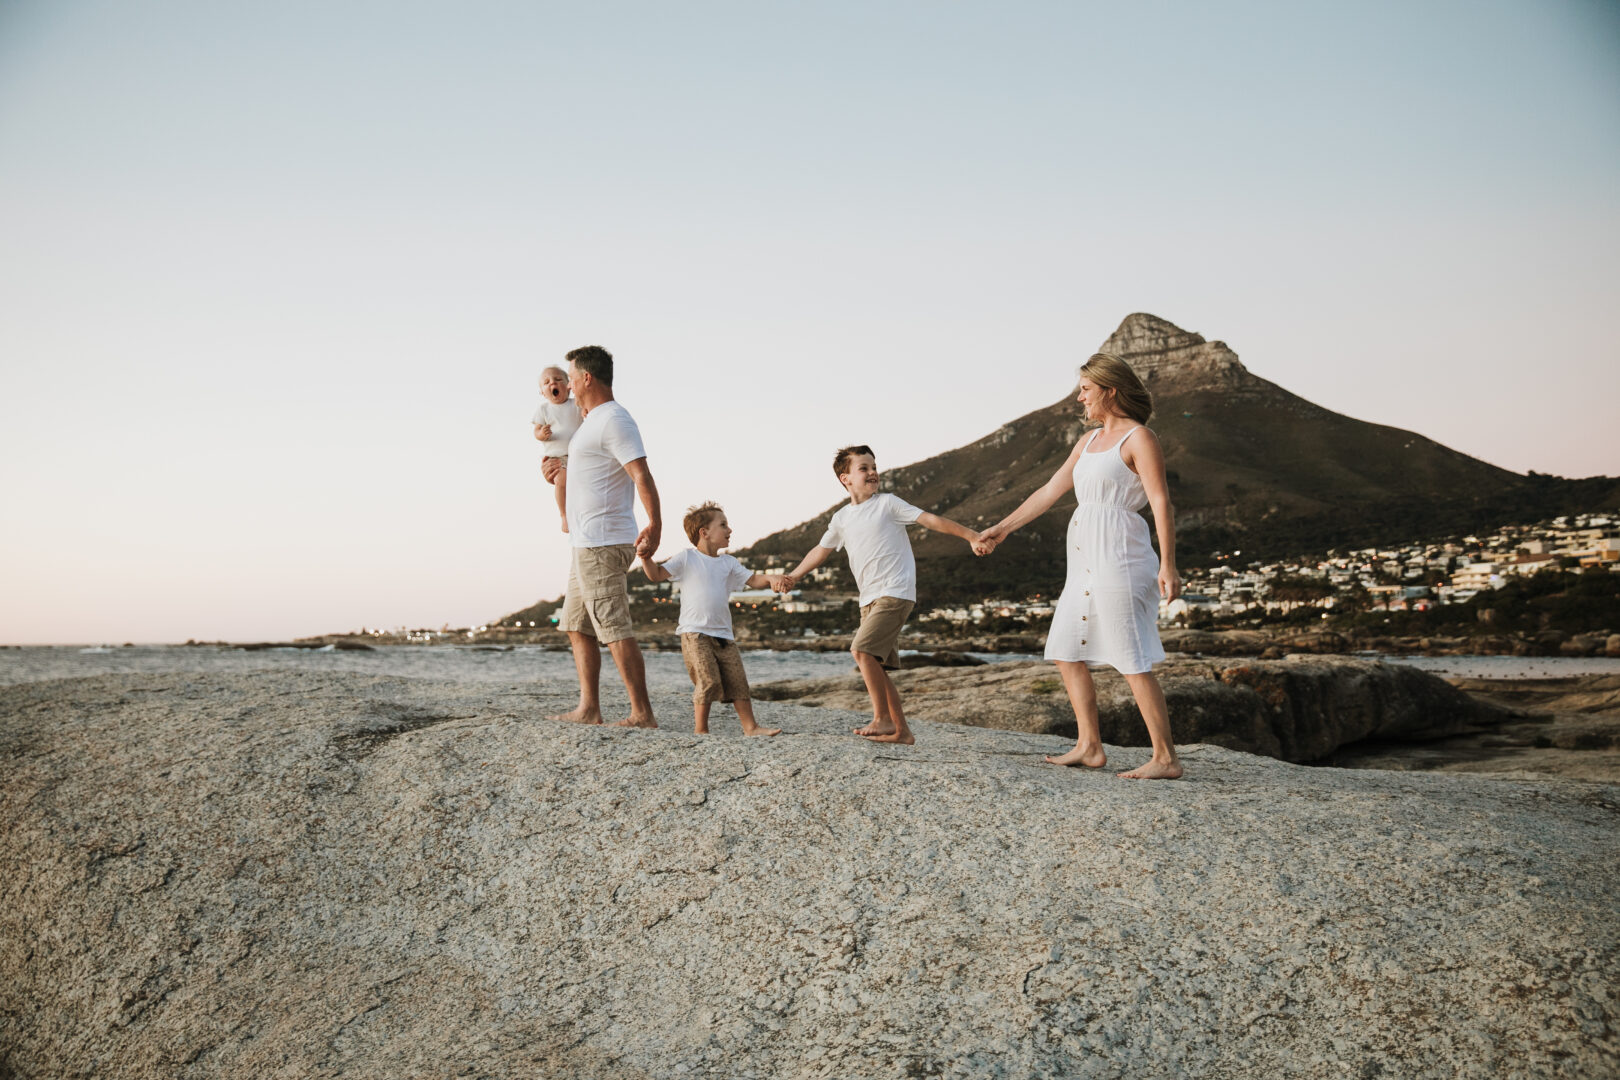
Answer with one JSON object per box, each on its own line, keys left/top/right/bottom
{"left": 972, "top": 524, "right": 1005, "bottom": 557}
{"left": 635, "top": 524, "right": 660, "bottom": 559}
{"left": 769, "top": 574, "right": 798, "bottom": 594}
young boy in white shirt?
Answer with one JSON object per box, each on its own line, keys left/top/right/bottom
{"left": 532, "top": 365, "right": 584, "bottom": 532}
{"left": 776, "top": 446, "right": 983, "bottom": 745}
{"left": 642, "top": 502, "right": 791, "bottom": 737}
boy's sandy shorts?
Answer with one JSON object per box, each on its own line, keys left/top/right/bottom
{"left": 852, "top": 596, "right": 914, "bottom": 671}
{"left": 557, "top": 544, "right": 636, "bottom": 644}
{"left": 680, "top": 633, "right": 751, "bottom": 705}
{"left": 543, "top": 453, "right": 568, "bottom": 467}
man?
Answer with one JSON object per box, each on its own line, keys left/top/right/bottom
{"left": 543, "top": 345, "right": 661, "bottom": 728}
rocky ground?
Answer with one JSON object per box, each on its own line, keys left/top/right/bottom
{"left": 1325, "top": 674, "right": 1620, "bottom": 783}
{"left": 2, "top": 670, "right": 1616, "bottom": 1078}
{"left": 754, "top": 655, "right": 1511, "bottom": 763}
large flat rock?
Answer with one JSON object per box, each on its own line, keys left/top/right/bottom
{"left": 2, "top": 671, "right": 1615, "bottom": 1078}
{"left": 754, "top": 655, "right": 1510, "bottom": 762}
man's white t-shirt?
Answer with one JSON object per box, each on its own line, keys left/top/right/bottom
{"left": 566, "top": 400, "right": 647, "bottom": 548}
{"left": 530, "top": 398, "right": 583, "bottom": 458}
{"left": 663, "top": 549, "right": 753, "bottom": 639}
{"left": 818, "top": 493, "right": 924, "bottom": 606}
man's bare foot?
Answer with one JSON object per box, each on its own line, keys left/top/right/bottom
{"left": 861, "top": 729, "right": 914, "bottom": 745}
{"left": 853, "top": 720, "right": 895, "bottom": 736}
{"left": 1117, "top": 758, "right": 1183, "bottom": 780}
{"left": 612, "top": 714, "right": 658, "bottom": 729}
{"left": 1044, "top": 744, "right": 1107, "bottom": 768}
{"left": 743, "top": 726, "right": 782, "bottom": 737}
{"left": 547, "top": 706, "right": 602, "bottom": 724}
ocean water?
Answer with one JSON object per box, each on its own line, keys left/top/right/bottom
{"left": 3, "top": 645, "right": 1613, "bottom": 693}
{"left": 1381, "top": 655, "right": 1620, "bottom": 679}
{"left": 0, "top": 644, "right": 1036, "bottom": 693}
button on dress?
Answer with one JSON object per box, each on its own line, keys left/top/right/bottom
{"left": 1043, "top": 427, "right": 1166, "bottom": 674}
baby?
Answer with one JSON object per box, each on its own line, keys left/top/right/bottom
{"left": 641, "top": 502, "right": 790, "bottom": 736}
{"left": 531, "top": 365, "right": 584, "bottom": 532}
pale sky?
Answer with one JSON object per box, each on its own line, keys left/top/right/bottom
{"left": 3, "top": 0, "right": 1617, "bottom": 644}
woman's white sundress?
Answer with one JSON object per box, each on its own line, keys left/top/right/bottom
{"left": 1043, "top": 426, "right": 1166, "bottom": 674}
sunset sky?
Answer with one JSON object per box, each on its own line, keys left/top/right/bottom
{"left": 2, "top": 0, "right": 1617, "bottom": 643}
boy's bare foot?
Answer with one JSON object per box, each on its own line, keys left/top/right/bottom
{"left": 1044, "top": 744, "right": 1107, "bottom": 768}
{"left": 743, "top": 725, "right": 782, "bottom": 737}
{"left": 853, "top": 720, "right": 895, "bottom": 736}
{"left": 612, "top": 714, "right": 659, "bottom": 729}
{"left": 1117, "top": 758, "right": 1183, "bottom": 780}
{"left": 547, "top": 706, "right": 602, "bottom": 725}
{"left": 861, "top": 729, "right": 914, "bottom": 745}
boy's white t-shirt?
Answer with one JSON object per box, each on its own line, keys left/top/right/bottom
{"left": 530, "top": 398, "right": 583, "bottom": 458}
{"left": 566, "top": 400, "right": 648, "bottom": 548}
{"left": 662, "top": 549, "right": 754, "bottom": 639}
{"left": 818, "top": 493, "right": 924, "bottom": 606}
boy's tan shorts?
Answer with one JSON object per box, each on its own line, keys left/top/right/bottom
{"left": 557, "top": 544, "right": 636, "bottom": 644}
{"left": 680, "top": 633, "right": 751, "bottom": 705}
{"left": 852, "top": 596, "right": 914, "bottom": 671}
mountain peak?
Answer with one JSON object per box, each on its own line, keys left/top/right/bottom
{"left": 1098, "top": 313, "right": 1248, "bottom": 384}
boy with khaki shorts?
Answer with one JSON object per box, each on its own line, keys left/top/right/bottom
{"left": 776, "top": 446, "right": 983, "bottom": 745}
{"left": 642, "top": 502, "right": 791, "bottom": 736}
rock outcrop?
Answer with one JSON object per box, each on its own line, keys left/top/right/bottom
{"left": 754, "top": 655, "right": 1510, "bottom": 763}
{"left": 1096, "top": 312, "right": 1249, "bottom": 388}
{"left": 3, "top": 671, "right": 1615, "bottom": 1078}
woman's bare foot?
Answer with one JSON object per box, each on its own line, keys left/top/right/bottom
{"left": 547, "top": 706, "right": 602, "bottom": 724}
{"left": 853, "top": 720, "right": 895, "bottom": 736}
{"left": 861, "top": 729, "right": 914, "bottom": 745}
{"left": 612, "top": 713, "right": 659, "bottom": 729}
{"left": 1044, "top": 743, "right": 1106, "bottom": 768}
{"left": 1117, "top": 757, "right": 1183, "bottom": 780}
{"left": 743, "top": 725, "right": 783, "bottom": 737}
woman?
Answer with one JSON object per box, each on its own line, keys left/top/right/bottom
{"left": 976, "top": 353, "right": 1183, "bottom": 779}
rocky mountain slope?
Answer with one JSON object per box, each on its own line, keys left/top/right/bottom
{"left": 2, "top": 670, "right": 1616, "bottom": 1077}
{"left": 739, "top": 313, "right": 1620, "bottom": 602}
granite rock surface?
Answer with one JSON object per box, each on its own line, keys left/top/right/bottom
{"left": 754, "top": 655, "right": 1509, "bottom": 763}
{"left": 2, "top": 670, "right": 1615, "bottom": 1079}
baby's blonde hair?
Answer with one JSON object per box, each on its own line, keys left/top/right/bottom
{"left": 539, "top": 365, "right": 568, "bottom": 384}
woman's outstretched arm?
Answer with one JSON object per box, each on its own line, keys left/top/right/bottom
{"left": 978, "top": 439, "right": 1086, "bottom": 551}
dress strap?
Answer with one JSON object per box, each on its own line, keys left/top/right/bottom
{"left": 1081, "top": 428, "right": 1102, "bottom": 453}
{"left": 1115, "top": 426, "right": 1143, "bottom": 454}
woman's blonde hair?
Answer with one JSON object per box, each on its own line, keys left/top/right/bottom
{"left": 1079, "top": 352, "right": 1153, "bottom": 424}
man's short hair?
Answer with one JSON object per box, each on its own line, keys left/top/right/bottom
{"left": 832, "top": 445, "right": 874, "bottom": 480}
{"left": 566, "top": 345, "right": 613, "bottom": 387}
{"left": 683, "top": 501, "right": 723, "bottom": 545}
